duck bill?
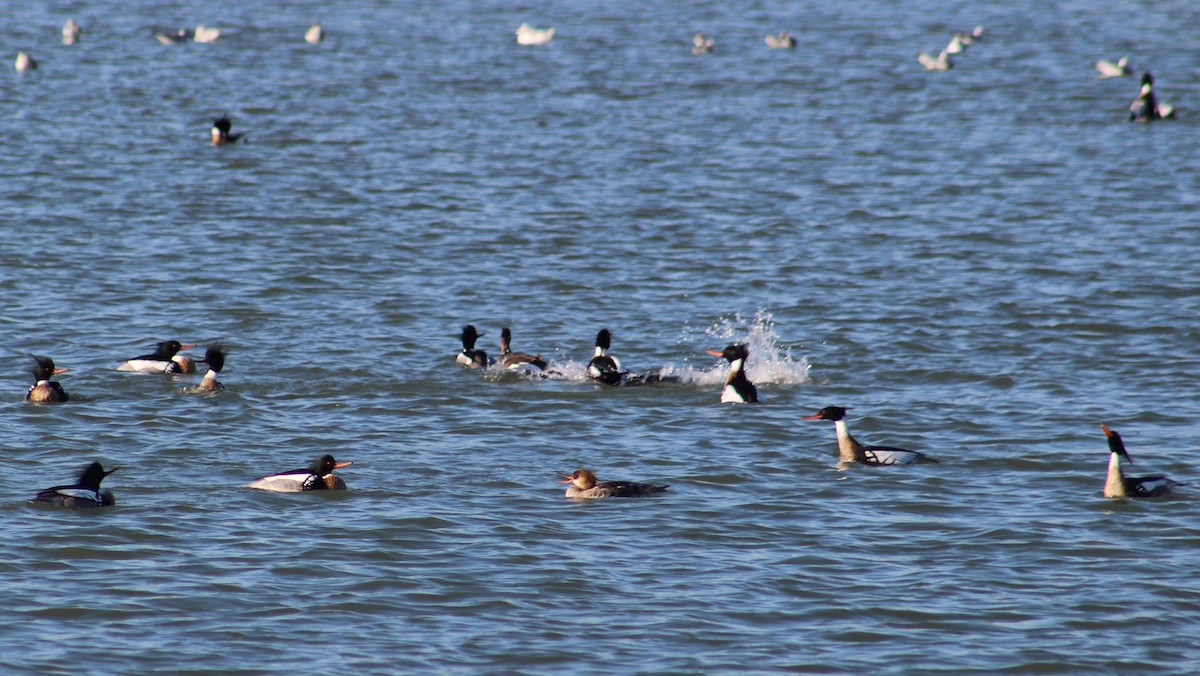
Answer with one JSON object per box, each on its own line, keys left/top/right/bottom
{"left": 1100, "top": 423, "right": 1114, "bottom": 438}
{"left": 800, "top": 413, "right": 824, "bottom": 420}
{"left": 333, "top": 461, "right": 353, "bottom": 469}
{"left": 105, "top": 467, "right": 121, "bottom": 476}
{"left": 705, "top": 349, "right": 723, "bottom": 357}
{"left": 52, "top": 367, "right": 70, "bottom": 375}
{"left": 180, "top": 344, "right": 197, "bottom": 350}
{"left": 558, "top": 474, "right": 575, "bottom": 484}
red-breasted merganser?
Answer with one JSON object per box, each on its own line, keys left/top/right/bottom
{"left": 249, "top": 454, "right": 353, "bottom": 492}
{"left": 1102, "top": 423, "right": 1183, "bottom": 498}
{"left": 498, "top": 327, "right": 547, "bottom": 371}
{"left": 211, "top": 116, "right": 243, "bottom": 145}
{"left": 803, "top": 406, "right": 937, "bottom": 465}
{"left": 1130, "top": 72, "right": 1175, "bottom": 122}
{"left": 196, "top": 345, "right": 225, "bottom": 391}
{"left": 26, "top": 355, "right": 69, "bottom": 403}
{"left": 118, "top": 340, "right": 197, "bottom": 373}
{"left": 456, "top": 325, "right": 491, "bottom": 368}
{"left": 587, "top": 329, "right": 622, "bottom": 386}
{"left": 705, "top": 343, "right": 758, "bottom": 403}
{"left": 62, "top": 19, "right": 82, "bottom": 45}
{"left": 559, "top": 469, "right": 669, "bottom": 499}
{"left": 30, "top": 462, "right": 118, "bottom": 508}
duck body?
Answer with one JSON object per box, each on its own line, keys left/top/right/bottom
{"left": 305, "top": 23, "right": 323, "bottom": 44}
{"left": 119, "top": 340, "right": 195, "bottom": 373}
{"left": 15, "top": 52, "right": 37, "bottom": 72}
{"left": 249, "top": 454, "right": 352, "bottom": 492}
{"left": 30, "top": 462, "right": 118, "bottom": 508}
{"left": 1102, "top": 424, "right": 1182, "bottom": 498}
{"left": 1096, "top": 56, "right": 1130, "bottom": 78}
{"left": 918, "top": 49, "right": 952, "bottom": 71}
{"left": 765, "top": 32, "right": 795, "bottom": 49}
{"left": 516, "top": 24, "right": 554, "bottom": 46}
{"left": 63, "top": 19, "right": 82, "bottom": 45}
{"left": 195, "top": 345, "right": 225, "bottom": 391}
{"left": 803, "top": 406, "right": 936, "bottom": 465}
{"left": 1130, "top": 72, "right": 1175, "bottom": 122}
{"left": 560, "top": 469, "right": 668, "bottom": 499}
{"left": 706, "top": 344, "right": 758, "bottom": 404}
{"left": 692, "top": 34, "right": 713, "bottom": 55}
{"left": 457, "top": 325, "right": 492, "bottom": 368}
{"left": 193, "top": 26, "right": 221, "bottom": 43}
{"left": 211, "top": 116, "right": 243, "bottom": 145}
{"left": 586, "top": 329, "right": 623, "bottom": 386}
{"left": 26, "top": 355, "right": 69, "bottom": 403}
{"left": 498, "top": 327, "right": 547, "bottom": 372}
{"left": 156, "top": 29, "right": 193, "bottom": 45}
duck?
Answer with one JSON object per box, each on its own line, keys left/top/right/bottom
{"left": 14, "top": 52, "right": 37, "bottom": 72}
{"left": 118, "top": 340, "right": 196, "bottom": 373}
{"left": 1129, "top": 72, "right": 1175, "bottom": 122}
{"left": 26, "top": 355, "right": 69, "bottom": 403}
{"left": 498, "top": 327, "right": 547, "bottom": 371}
{"left": 692, "top": 33, "right": 713, "bottom": 55}
{"left": 456, "top": 325, "right": 491, "bottom": 368}
{"left": 918, "top": 49, "right": 952, "bottom": 71}
{"left": 802, "top": 406, "right": 937, "bottom": 465}
{"left": 1096, "top": 56, "right": 1130, "bottom": 78}
{"left": 30, "top": 462, "right": 118, "bottom": 508}
{"left": 249, "top": 454, "right": 352, "bottom": 492}
{"left": 211, "top": 116, "right": 244, "bottom": 145}
{"left": 587, "top": 329, "right": 623, "bottom": 386}
{"left": 305, "top": 22, "right": 323, "bottom": 44}
{"left": 705, "top": 343, "right": 758, "bottom": 403}
{"left": 155, "top": 28, "right": 193, "bottom": 45}
{"left": 953, "top": 25, "right": 983, "bottom": 45}
{"left": 944, "top": 34, "right": 966, "bottom": 55}
{"left": 193, "top": 26, "right": 221, "bottom": 43}
{"left": 515, "top": 23, "right": 554, "bottom": 46}
{"left": 559, "top": 469, "right": 669, "bottom": 499}
{"left": 764, "top": 32, "right": 796, "bottom": 49}
{"left": 62, "top": 19, "right": 82, "bottom": 45}
{"left": 1102, "top": 423, "right": 1182, "bottom": 498}
{"left": 195, "top": 345, "right": 226, "bottom": 391}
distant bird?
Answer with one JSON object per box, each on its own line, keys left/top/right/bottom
{"left": 249, "top": 454, "right": 353, "bottom": 492}
{"left": 26, "top": 355, "right": 69, "bottom": 403}
{"left": 1102, "top": 424, "right": 1183, "bottom": 498}
{"left": 1095, "top": 56, "right": 1130, "bottom": 78}
{"left": 764, "top": 32, "right": 795, "bottom": 49}
{"left": 586, "top": 329, "right": 623, "bottom": 386}
{"left": 803, "top": 406, "right": 938, "bottom": 465}
{"left": 62, "top": 19, "right": 82, "bottom": 45}
{"left": 14, "top": 52, "right": 37, "bottom": 72}
{"left": 953, "top": 25, "right": 984, "bottom": 45}
{"left": 944, "top": 34, "right": 966, "bottom": 55}
{"left": 692, "top": 33, "right": 713, "bottom": 55}
{"left": 559, "top": 469, "right": 669, "bottom": 499}
{"left": 516, "top": 23, "right": 555, "bottom": 46}
{"left": 705, "top": 344, "right": 758, "bottom": 404}
{"left": 211, "top": 116, "right": 244, "bottom": 144}
{"left": 456, "top": 325, "right": 491, "bottom": 368}
{"left": 1129, "top": 72, "right": 1175, "bottom": 121}
{"left": 196, "top": 345, "right": 225, "bottom": 391}
{"left": 30, "top": 462, "right": 118, "bottom": 508}
{"left": 118, "top": 340, "right": 197, "bottom": 374}
{"left": 193, "top": 26, "right": 221, "bottom": 43}
{"left": 498, "top": 327, "right": 547, "bottom": 372}
{"left": 156, "top": 28, "right": 192, "bottom": 45}
{"left": 305, "top": 22, "right": 323, "bottom": 44}
{"left": 918, "top": 49, "right": 952, "bottom": 71}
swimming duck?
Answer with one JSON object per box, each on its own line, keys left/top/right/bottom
{"left": 193, "top": 26, "right": 221, "bottom": 43}
{"left": 30, "top": 462, "right": 118, "bottom": 508}
{"left": 516, "top": 23, "right": 554, "bottom": 46}
{"left": 211, "top": 116, "right": 244, "bottom": 145}
{"left": 26, "top": 355, "right": 69, "bottom": 403}
{"left": 195, "top": 345, "right": 225, "bottom": 391}
{"left": 249, "top": 454, "right": 353, "bottom": 492}
{"left": 305, "top": 22, "right": 323, "bottom": 44}
{"left": 456, "top": 325, "right": 491, "bottom": 368}
{"left": 918, "top": 49, "right": 952, "bottom": 71}
{"left": 155, "top": 28, "right": 192, "bottom": 45}
{"left": 14, "top": 52, "right": 37, "bottom": 72}
{"left": 692, "top": 34, "right": 713, "bottom": 55}
{"left": 559, "top": 469, "right": 669, "bottom": 499}
{"left": 705, "top": 343, "right": 758, "bottom": 403}
{"left": 1096, "top": 56, "right": 1130, "bottom": 78}
{"left": 498, "top": 327, "right": 547, "bottom": 371}
{"left": 586, "top": 329, "right": 623, "bottom": 386}
{"left": 118, "top": 340, "right": 196, "bottom": 373}
{"left": 944, "top": 34, "right": 966, "bottom": 55}
{"left": 765, "top": 32, "right": 795, "bottom": 49}
{"left": 62, "top": 19, "right": 82, "bottom": 45}
{"left": 1102, "top": 423, "right": 1182, "bottom": 498}
{"left": 803, "top": 406, "right": 937, "bottom": 465}
{"left": 953, "top": 25, "right": 983, "bottom": 45}
{"left": 1129, "top": 72, "right": 1175, "bottom": 122}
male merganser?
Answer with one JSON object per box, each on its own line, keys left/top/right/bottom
{"left": 156, "top": 28, "right": 193, "bottom": 45}
{"left": 196, "top": 345, "right": 226, "bottom": 391}
{"left": 26, "top": 355, "right": 69, "bottom": 403}
{"left": 305, "top": 22, "right": 323, "bottom": 44}
{"left": 456, "top": 325, "right": 491, "bottom": 368}
{"left": 14, "top": 52, "right": 37, "bottom": 72}
{"left": 692, "top": 34, "right": 713, "bottom": 55}
{"left": 193, "top": 26, "right": 221, "bottom": 43}
{"left": 559, "top": 469, "right": 669, "bottom": 499}
{"left": 249, "top": 454, "right": 352, "bottom": 492}
{"left": 1102, "top": 423, "right": 1183, "bottom": 498}
{"left": 705, "top": 343, "right": 758, "bottom": 403}
{"left": 30, "top": 462, "right": 118, "bottom": 508}
{"left": 211, "top": 116, "right": 244, "bottom": 145}
{"left": 918, "top": 49, "right": 952, "bottom": 71}
{"left": 803, "top": 406, "right": 937, "bottom": 465}
{"left": 118, "top": 340, "right": 196, "bottom": 373}
{"left": 587, "top": 329, "right": 623, "bottom": 386}
{"left": 62, "top": 19, "right": 82, "bottom": 45}
{"left": 515, "top": 23, "right": 554, "bottom": 46}
{"left": 498, "top": 327, "right": 547, "bottom": 371}
{"left": 764, "top": 32, "right": 795, "bottom": 49}
{"left": 1129, "top": 72, "right": 1175, "bottom": 122}
{"left": 1096, "top": 56, "right": 1130, "bottom": 78}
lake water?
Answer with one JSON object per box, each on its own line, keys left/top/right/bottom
{"left": 3, "top": 0, "right": 1199, "bottom": 672}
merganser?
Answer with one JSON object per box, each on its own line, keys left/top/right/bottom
{"left": 944, "top": 34, "right": 966, "bottom": 55}
{"left": 559, "top": 469, "right": 669, "bottom": 499}
{"left": 211, "top": 116, "right": 244, "bottom": 145}
{"left": 705, "top": 343, "right": 758, "bottom": 404}
{"left": 195, "top": 345, "right": 225, "bottom": 391}
{"left": 587, "top": 329, "right": 623, "bottom": 386}
{"left": 515, "top": 23, "right": 554, "bottom": 46}
{"left": 193, "top": 26, "right": 221, "bottom": 43}
{"left": 764, "top": 32, "right": 795, "bottom": 49}
{"left": 498, "top": 327, "right": 547, "bottom": 371}
{"left": 1102, "top": 423, "right": 1183, "bottom": 498}
{"left": 802, "top": 406, "right": 937, "bottom": 465}
{"left": 62, "top": 19, "right": 82, "bottom": 45}
{"left": 156, "top": 28, "right": 193, "bottom": 45}
{"left": 30, "top": 462, "right": 118, "bottom": 508}
{"left": 1130, "top": 72, "right": 1175, "bottom": 122}
{"left": 918, "top": 49, "right": 952, "bottom": 71}
{"left": 26, "top": 355, "right": 70, "bottom": 403}
{"left": 118, "top": 340, "right": 196, "bottom": 373}
{"left": 692, "top": 34, "right": 713, "bottom": 55}
{"left": 14, "top": 52, "right": 37, "bottom": 72}
{"left": 305, "top": 22, "right": 323, "bottom": 44}
{"left": 249, "top": 454, "right": 353, "bottom": 492}
{"left": 456, "top": 325, "right": 491, "bottom": 368}
{"left": 1096, "top": 56, "right": 1130, "bottom": 78}
{"left": 954, "top": 25, "right": 983, "bottom": 45}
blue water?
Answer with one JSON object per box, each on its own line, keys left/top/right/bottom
{"left": 3, "top": 0, "right": 1200, "bottom": 672}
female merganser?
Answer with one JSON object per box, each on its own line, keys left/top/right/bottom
{"left": 14, "top": 52, "right": 37, "bottom": 72}
{"left": 515, "top": 23, "right": 554, "bottom": 46}
{"left": 559, "top": 469, "right": 669, "bottom": 499}
{"left": 456, "top": 325, "right": 491, "bottom": 368}
{"left": 1096, "top": 56, "right": 1130, "bottom": 78}
{"left": 1130, "top": 72, "right": 1175, "bottom": 121}
{"left": 498, "top": 327, "right": 547, "bottom": 371}
{"left": 705, "top": 343, "right": 758, "bottom": 403}
{"left": 764, "top": 32, "right": 796, "bottom": 49}
{"left": 1102, "top": 423, "right": 1183, "bottom": 498}
{"left": 26, "top": 355, "right": 69, "bottom": 403}
{"left": 62, "top": 19, "right": 82, "bottom": 45}
{"left": 803, "top": 406, "right": 937, "bottom": 465}
{"left": 692, "top": 34, "right": 713, "bottom": 55}
{"left": 30, "top": 462, "right": 118, "bottom": 508}
{"left": 118, "top": 340, "right": 196, "bottom": 373}
{"left": 305, "top": 22, "right": 323, "bottom": 44}
{"left": 211, "top": 116, "right": 244, "bottom": 145}
{"left": 587, "top": 329, "right": 623, "bottom": 386}
{"left": 249, "top": 454, "right": 353, "bottom": 492}
{"left": 195, "top": 345, "right": 225, "bottom": 391}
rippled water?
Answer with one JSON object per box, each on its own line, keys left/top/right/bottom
{"left": 4, "top": 0, "right": 1200, "bottom": 672}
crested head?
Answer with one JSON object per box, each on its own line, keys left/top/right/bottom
{"left": 311, "top": 454, "right": 351, "bottom": 475}
{"left": 201, "top": 344, "right": 225, "bottom": 373}
{"left": 213, "top": 116, "right": 232, "bottom": 134}
{"left": 157, "top": 340, "right": 185, "bottom": 357}
{"left": 77, "top": 461, "right": 118, "bottom": 490}
{"left": 31, "top": 354, "right": 62, "bottom": 381}
{"left": 500, "top": 327, "right": 513, "bottom": 349}
{"left": 563, "top": 469, "right": 597, "bottom": 490}
{"left": 1101, "top": 423, "right": 1131, "bottom": 462}
{"left": 803, "top": 406, "right": 849, "bottom": 422}
{"left": 595, "top": 329, "right": 612, "bottom": 351}
{"left": 461, "top": 325, "right": 482, "bottom": 349}
{"left": 710, "top": 343, "right": 749, "bottom": 362}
